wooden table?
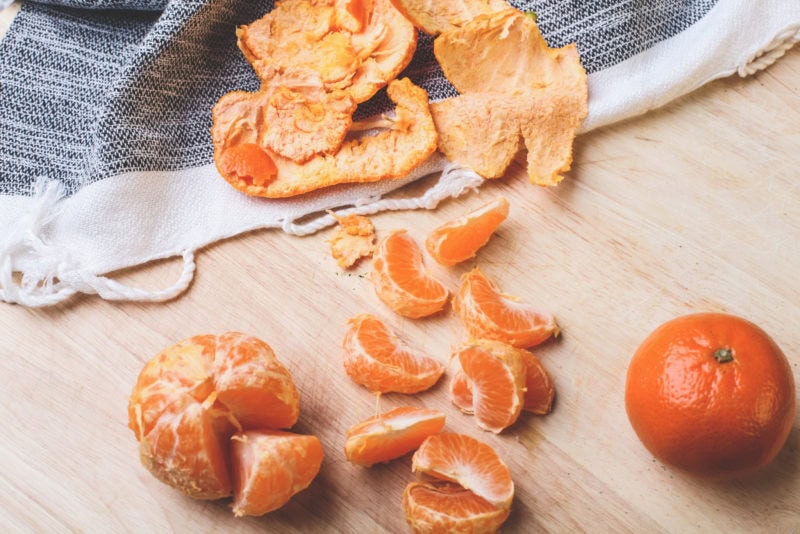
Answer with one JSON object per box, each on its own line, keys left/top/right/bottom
{"left": 1, "top": 4, "right": 799, "bottom": 532}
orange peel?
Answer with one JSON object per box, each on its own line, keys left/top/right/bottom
{"left": 430, "top": 8, "right": 588, "bottom": 186}
{"left": 238, "top": 0, "right": 417, "bottom": 104}
{"left": 212, "top": 0, "right": 427, "bottom": 197}
{"left": 213, "top": 77, "right": 438, "bottom": 198}
{"left": 390, "top": 0, "right": 509, "bottom": 35}
{"left": 328, "top": 212, "right": 377, "bottom": 269}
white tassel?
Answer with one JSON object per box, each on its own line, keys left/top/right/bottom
{"left": 0, "top": 179, "right": 196, "bottom": 307}
{"left": 739, "top": 24, "right": 800, "bottom": 76}
{"left": 2, "top": 163, "right": 484, "bottom": 306}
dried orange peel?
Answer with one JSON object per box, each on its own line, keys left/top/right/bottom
{"left": 328, "top": 212, "right": 377, "bottom": 268}
{"left": 430, "top": 8, "right": 588, "bottom": 186}
{"left": 238, "top": 0, "right": 417, "bottom": 104}
{"left": 390, "top": 0, "right": 509, "bottom": 35}
{"left": 212, "top": 0, "right": 433, "bottom": 198}
{"left": 213, "top": 77, "right": 438, "bottom": 198}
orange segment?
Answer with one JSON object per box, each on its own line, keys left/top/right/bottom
{"left": 345, "top": 406, "right": 446, "bottom": 466}
{"left": 453, "top": 267, "right": 559, "bottom": 348}
{"left": 448, "top": 363, "right": 473, "bottom": 415}
{"left": 128, "top": 334, "right": 217, "bottom": 440}
{"left": 403, "top": 481, "right": 510, "bottom": 533}
{"left": 213, "top": 332, "right": 300, "bottom": 430}
{"left": 520, "top": 350, "right": 555, "bottom": 414}
{"left": 342, "top": 314, "right": 445, "bottom": 393}
{"left": 230, "top": 430, "right": 324, "bottom": 517}
{"left": 370, "top": 229, "right": 450, "bottom": 318}
{"left": 411, "top": 432, "right": 514, "bottom": 510}
{"left": 451, "top": 340, "right": 526, "bottom": 433}
{"left": 451, "top": 346, "right": 555, "bottom": 417}
{"left": 425, "top": 196, "right": 509, "bottom": 266}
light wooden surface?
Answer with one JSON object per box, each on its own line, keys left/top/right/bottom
{"left": 2, "top": 4, "right": 799, "bottom": 531}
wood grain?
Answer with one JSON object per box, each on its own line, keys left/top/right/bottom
{"left": 1, "top": 5, "right": 799, "bottom": 530}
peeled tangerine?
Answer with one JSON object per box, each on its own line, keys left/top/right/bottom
{"left": 128, "top": 333, "right": 323, "bottom": 516}
{"left": 430, "top": 7, "right": 588, "bottom": 186}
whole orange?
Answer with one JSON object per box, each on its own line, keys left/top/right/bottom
{"left": 625, "top": 313, "right": 795, "bottom": 479}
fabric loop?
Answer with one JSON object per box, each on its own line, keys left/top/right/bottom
{"left": 281, "top": 163, "right": 485, "bottom": 237}
{"left": 0, "top": 179, "right": 197, "bottom": 306}
{"left": 1, "top": 247, "right": 197, "bottom": 307}
{"left": 57, "top": 250, "right": 197, "bottom": 302}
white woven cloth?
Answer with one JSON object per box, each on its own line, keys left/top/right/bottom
{"left": 0, "top": 0, "right": 798, "bottom": 307}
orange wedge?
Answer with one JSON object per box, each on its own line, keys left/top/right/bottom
{"left": 230, "top": 430, "right": 324, "bottom": 517}
{"left": 450, "top": 339, "right": 526, "bottom": 433}
{"left": 135, "top": 393, "right": 234, "bottom": 500}
{"left": 451, "top": 346, "right": 555, "bottom": 417}
{"left": 370, "top": 229, "right": 450, "bottom": 318}
{"left": 520, "top": 349, "right": 555, "bottom": 414}
{"left": 449, "top": 363, "right": 474, "bottom": 416}
{"left": 345, "top": 406, "right": 446, "bottom": 466}
{"left": 212, "top": 332, "right": 301, "bottom": 430}
{"left": 403, "top": 481, "right": 510, "bottom": 533}
{"left": 411, "top": 432, "right": 514, "bottom": 510}
{"left": 342, "top": 314, "right": 445, "bottom": 394}
{"left": 328, "top": 212, "right": 377, "bottom": 269}
{"left": 425, "top": 196, "right": 509, "bottom": 266}
{"left": 453, "top": 267, "right": 559, "bottom": 348}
